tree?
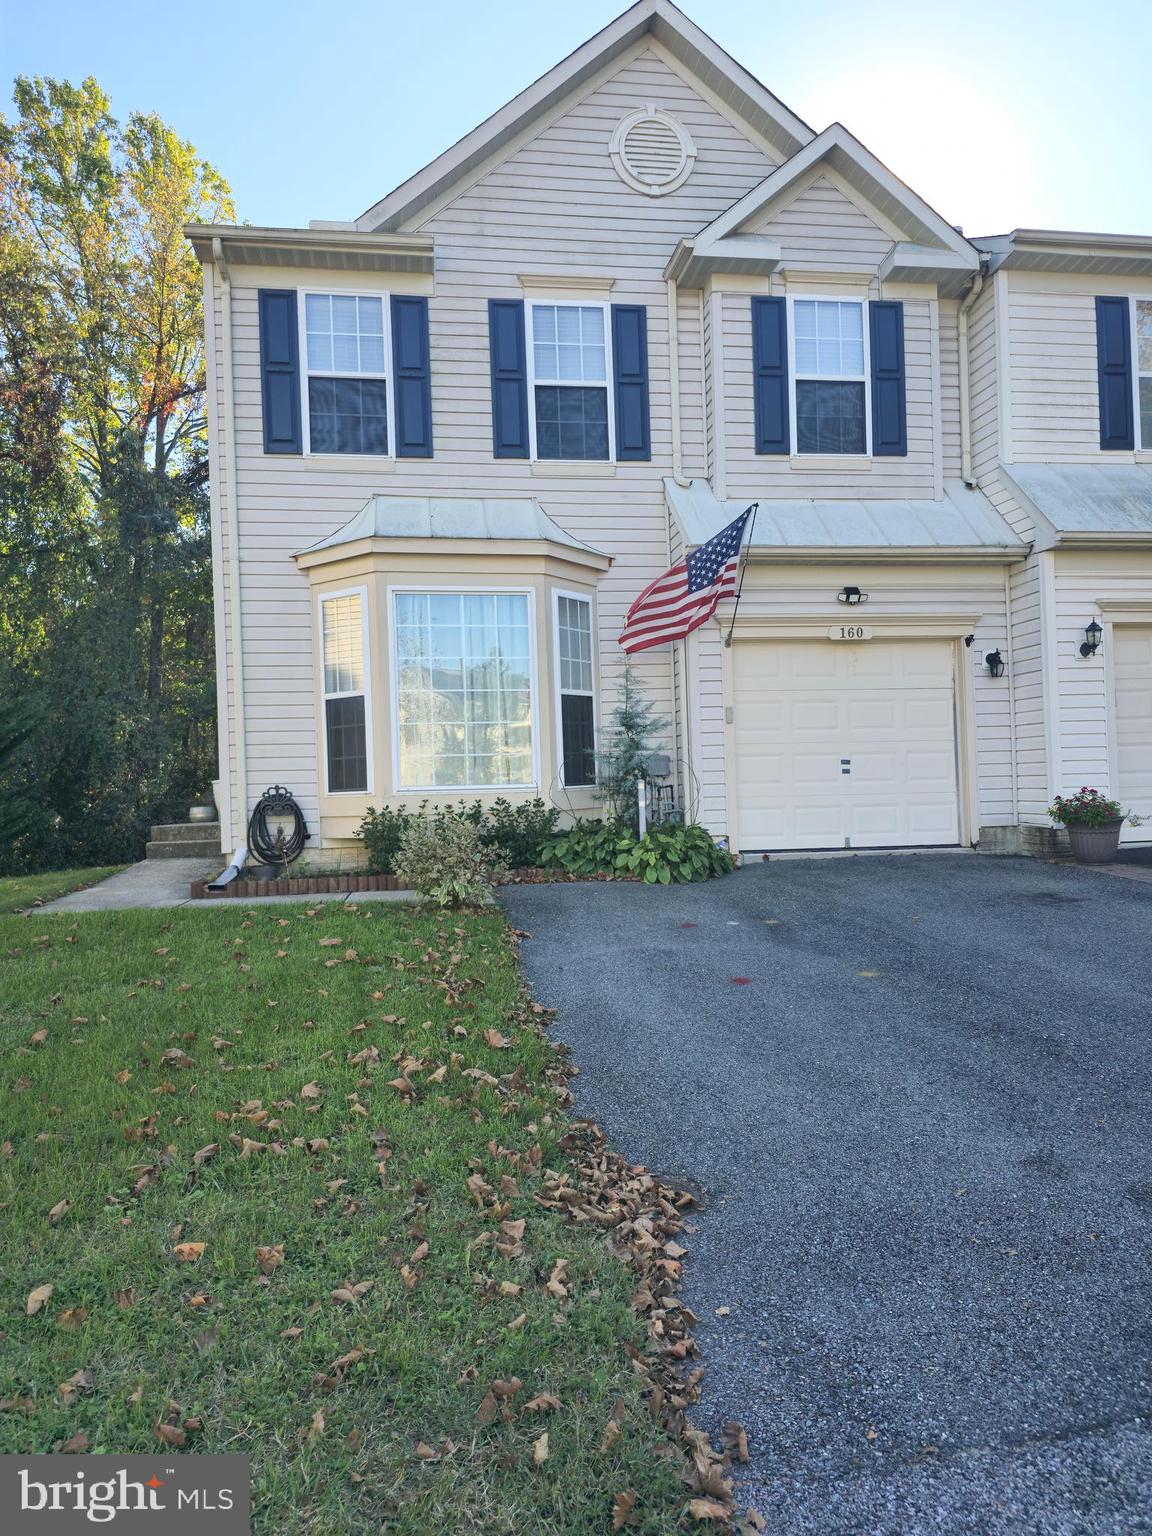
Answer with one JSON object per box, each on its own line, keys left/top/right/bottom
{"left": 0, "top": 77, "right": 232, "bottom": 872}
{"left": 597, "top": 663, "right": 670, "bottom": 830}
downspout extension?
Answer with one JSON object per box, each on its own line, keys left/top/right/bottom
{"left": 958, "top": 261, "right": 987, "bottom": 489}
{"left": 212, "top": 236, "right": 249, "bottom": 866}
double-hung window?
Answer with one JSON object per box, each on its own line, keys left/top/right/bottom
{"left": 303, "top": 293, "right": 390, "bottom": 455}
{"left": 791, "top": 298, "right": 869, "bottom": 455}
{"left": 320, "top": 590, "right": 370, "bottom": 793}
{"left": 1136, "top": 299, "right": 1152, "bottom": 449}
{"left": 530, "top": 303, "right": 612, "bottom": 460}
{"left": 394, "top": 591, "right": 535, "bottom": 790}
{"left": 555, "top": 593, "right": 596, "bottom": 787}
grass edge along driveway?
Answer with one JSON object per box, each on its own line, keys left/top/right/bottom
{"left": 3, "top": 866, "right": 125, "bottom": 914}
{"left": 0, "top": 899, "right": 752, "bottom": 1535}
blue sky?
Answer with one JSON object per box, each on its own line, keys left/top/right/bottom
{"left": 4, "top": 0, "right": 1150, "bottom": 237}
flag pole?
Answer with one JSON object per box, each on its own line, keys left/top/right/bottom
{"left": 723, "top": 503, "right": 759, "bottom": 648}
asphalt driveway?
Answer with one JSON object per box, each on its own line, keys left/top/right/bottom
{"left": 501, "top": 853, "right": 1152, "bottom": 1535}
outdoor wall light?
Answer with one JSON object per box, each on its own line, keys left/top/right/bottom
{"left": 1080, "top": 618, "right": 1103, "bottom": 658}
{"left": 985, "top": 649, "right": 1006, "bottom": 678}
{"left": 837, "top": 585, "right": 868, "bottom": 605}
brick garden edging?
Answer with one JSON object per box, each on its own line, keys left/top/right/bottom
{"left": 187, "top": 868, "right": 635, "bottom": 900}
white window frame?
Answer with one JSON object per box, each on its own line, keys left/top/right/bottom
{"left": 1131, "top": 295, "right": 1152, "bottom": 451}
{"left": 317, "top": 585, "right": 374, "bottom": 796}
{"left": 298, "top": 288, "right": 394, "bottom": 459}
{"left": 387, "top": 584, "right": 541, "bottom": 794}
{"left": 786, "top": 294, "right": 872, "bottom": 457}
{"left": 526, "top": 300, "right": 616, "bottom": 463}
{"left": 552, "top": 588, "right": 598, "bottom": 789}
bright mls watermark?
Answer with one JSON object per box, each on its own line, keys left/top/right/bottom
{"left": 1, "top": 1455, "right": 250, "bottom": 1532}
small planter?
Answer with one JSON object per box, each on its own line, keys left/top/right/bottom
{"left": 1066, "top": 818, "right": 1123, "bottom": 865}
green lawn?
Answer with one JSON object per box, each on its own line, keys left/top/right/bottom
{"left": 2, "top": 866, "right": 124, "bottom": 913}
{"left": 0, "top": 901, "right": 697, "bottom": 1534}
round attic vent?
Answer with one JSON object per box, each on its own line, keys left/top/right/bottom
{"left": 609, "top": 106, "right": 696, "bottom": 196}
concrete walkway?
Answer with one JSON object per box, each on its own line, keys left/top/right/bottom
{"left": 41, "top": 860, "right": 415, "bottom": 912}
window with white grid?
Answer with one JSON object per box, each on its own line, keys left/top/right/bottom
{"left": 1136, "top": 299, "right": 1152, "bottom": 449}
{"left": 320, "top": 592, "right": 368, "bottom": 792}
{"left": 555, "top": 594, "right": 596, "bottom": 787}
{"left": 529, "top": 303, "right": 611, "bottom": 460}
{"left": 394, "top": 592, "right": 534, "bottom": 790}
{"left": 791, "top": 298, "right": 868, "bottom": 455}
{"left": 303, "top": 293, "right": 389, "bottom": 455}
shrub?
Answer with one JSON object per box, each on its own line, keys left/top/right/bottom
{"left": 540, "top": 818, "right": 630, "bottom": 876}
{"left": 481, "top": 796, "right": 560, "bottom": 867}
{"left": 358, "top": 804, "right": 413, "bottom": 874}
{"left": 394, "top": 812, "right": 508, "bottom": 908}
{"left": 540, "top": 819, "right": 733, "bottom": 884}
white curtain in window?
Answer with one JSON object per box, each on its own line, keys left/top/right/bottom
{"left": 395, "top": 592, "right": 533, "bottom": 788}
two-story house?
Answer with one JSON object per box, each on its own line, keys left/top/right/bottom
{"left": 187, "top": 0, "right": 1152, "bottom": 864}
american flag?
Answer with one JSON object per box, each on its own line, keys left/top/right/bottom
{"left": 618, "top": 507, "right": 754, "bottom": 654}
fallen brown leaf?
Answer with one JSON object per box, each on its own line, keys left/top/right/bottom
{"left": 532, "top": 1431, "right": 549, "bottom": 1466}
{"left": 155, "top": 1423, "right": 187, "bottom": 1448}
{"left": 172, "top": 1243, "right": 206, "bottom": 1263}
{"left": 256, "top": 1245, "right": 284, "bottom": 1275}
{"left": 26, "top": 1283, "right": 54, "bottom": 1315}
{"left": 612, "top": 1489, "right": 638, "bottom": 1529}
{"left": 47, "top": 1199, "right": 70, "bottom": 1225}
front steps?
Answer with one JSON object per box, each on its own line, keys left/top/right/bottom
{"left": 146, "top": 821, "right": 222, "bottom": 861}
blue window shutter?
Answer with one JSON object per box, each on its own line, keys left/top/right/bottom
{"left": 391, "top": 295, "right": 433, "bottom": 457}
{"left": 611, "top": 304, "right": 650, "bottom": 461}
{"left": 869, "top": 300, "right": 907, "bottom": 456}
{"left": 258, "top": 289, "right": 301, "bottom": 454}
{"left": 488, "top": 299, "right": 529, "bottom": 458}
{"left": 1096, "top": 296, "right": 1134, "bottom": 450}
{"left": 752, "top": 296, "right": 789, "bottom": 454}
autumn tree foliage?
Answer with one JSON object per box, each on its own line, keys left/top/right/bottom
{"left": 0, "top": 76, "right": 232, "bottom": 869}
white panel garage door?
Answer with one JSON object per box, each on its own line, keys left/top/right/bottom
{"left": 732, "top": 640, "right": 960, "bottom": 851}
{"left": 1113, "top": 626, "right": 1152, "bottom": 844}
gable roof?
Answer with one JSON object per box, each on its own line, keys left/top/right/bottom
{"left": 356, "top": 0, "right": 814, "bottom": 233}
{"left": 696, "top": 123, "right": 978, "bottom": 264}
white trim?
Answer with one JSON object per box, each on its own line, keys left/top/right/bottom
{"left": 608, "top": 104, "right": 697, "bottom": 197}
{"left": 1130, "top": 295, "right": 1152, "bottom": 451}
{"left": 525, "top": 298, "right": 616, "bottom": 463}
{"left": 317, "top": 585, "right": 374, "bottom": 796}
{"left": 786, "top": 293, "right": 872, "bottom": 457}
{"left": 386, "top": 583, "right": 541, "bottom": 795}
{"left": 297, "top": 287, "right": 395, "bottom": 460}
{"left": 552, "top": 588, "right": 599, "bottom": 788}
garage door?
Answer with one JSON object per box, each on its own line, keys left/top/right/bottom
{"left": 1113, "top": 626, "right": 1152, "bottom": 843}
{"left": 732, "top": 639, "right": 960, "bottom": 852}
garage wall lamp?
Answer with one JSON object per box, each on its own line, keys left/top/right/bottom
{"left": 1080, "top": 618, "right": 1103, "bottom": 658}
{"left": 837, "top": 585, "right": 868, "bottom": 605}
{"left": 985, "top": 649, "right": 1006, "bottom": 678}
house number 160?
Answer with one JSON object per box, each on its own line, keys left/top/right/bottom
{"left": 829, "top": 624, "right": 872, "bottom": 640}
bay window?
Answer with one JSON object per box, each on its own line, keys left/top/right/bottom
{"left": 555, "top": 593, "right": 596, "bottom": 787}
{"left": 303, "top": 293, "right": 389, "bottom": 455}
{"left": 320, "top": 590, "right": 370, "bottom": 792}
{"left": 394, "top": 591, "right": 535, "bottom": 790}
{"left": 791, "top": 298, "right": 868, "bottom": 455}
{"left": 530, "top": 303, "right": 612, "bottom": 460}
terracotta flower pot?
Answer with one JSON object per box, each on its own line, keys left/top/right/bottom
{"left": 1066, "top": 818, "right": 1123, "bottom": 865}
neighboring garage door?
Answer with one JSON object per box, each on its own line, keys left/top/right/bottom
{"left": 1113, "top": 626, "right": 1152, "bottom": 843}
{"left": 732, "top": 639, "right": 960, "bottom": 852}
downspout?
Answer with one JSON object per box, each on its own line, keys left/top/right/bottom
{"left": 958, "top": 261, "right": 987, "bottom": 489}
{"left": 666, "top": 275, "right": 694, "bottom": 814}
{"left": 211, "top": 236, "right": 249, "bottom": 880}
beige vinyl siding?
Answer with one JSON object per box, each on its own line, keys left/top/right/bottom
{"left": 1008, "top": 560, "right": 1047, "bottom": 823}
{"left": 1051, "top": 550, "right": 1152, "bottom": 798}
{"left": 748, "top": 175, "right": 896, "bottom": 271}
{"left": 938, "top": 299, "right": 962, "bottom": 482}
{"left": 1006, "top": 275, "right": 1101, "bottom": 463}
{"left": 210, "top": 44, "right": 776, "bottom": 841}
{"left": 720, "top": 290, "right": 939, "bottom": 499}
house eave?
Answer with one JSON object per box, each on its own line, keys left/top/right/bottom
{"left": 293, "top": 536, "right": 612, "bottom": 574}
{"left": 184, "top": 224, "right": 435, "bottom": 274}
{"left": 975, "top": 228, "right": 1152, "bottom": 278}
{"left": 664, "top": 234, "right": 782, "bottom": 286}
